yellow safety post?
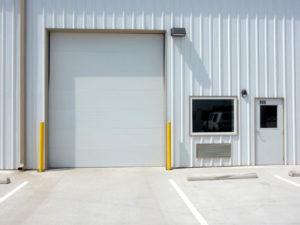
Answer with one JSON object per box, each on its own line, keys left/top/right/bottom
{"left": 39, "top": 122, "right": 44, "bottom": 172}
{"left": 167, "top": 122, "right": 171, "bottom": 170}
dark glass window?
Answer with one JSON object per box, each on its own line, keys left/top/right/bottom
{"left": 192, "top": 99, "right": 234, "bottom": 133}
{"left": 260, "top": 105, "right": 277, "bottom": 128}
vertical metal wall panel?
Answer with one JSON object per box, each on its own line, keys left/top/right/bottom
{"left": 296, "top": 19, "right": 300, "bottom": 164}
{"left": 0, "top": 0, "right": 20, "bottom": 169}
{"left": 24, "top": 0, "right": 300, "bottom": 168}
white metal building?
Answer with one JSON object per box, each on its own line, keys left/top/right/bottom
{"left": 0, "top": 0, "right": 300, "bottom": 169}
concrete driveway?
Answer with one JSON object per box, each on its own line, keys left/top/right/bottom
{"left": 0, "top": 166, "right": 300, "bottom": 225}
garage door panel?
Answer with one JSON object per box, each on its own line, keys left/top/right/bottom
{"left": 75, "top": 92, "right": 163, "bottom": 109}
{"left": 50, "top": 110, "right": 164, "bottom": 130}
{"left": 75, "top": 130, "right": 165, "bottom": 147}
{"left": 50, "top": 74, "right": 163, "bottom": 90}
{"left": 49, "top": 32, "right": 165, "bottom": 167}
{"left": 51, "top": 34, "right": 163, "bottom": 75}
{"left": 73, "top": 79, "right": 161, "bottom": 91}
{"left": 64, "top": 54, "right": 161, "bottom": 74}
{"left": 74, "top": 147, "right": 164, "bottom": 167}
{"left": 50, "top": 138, "right": 165, "bottom": 167}
{"left": 50, "top": 83, "right": 163, "bottom": 109}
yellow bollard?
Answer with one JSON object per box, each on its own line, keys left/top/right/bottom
{"left": 39, "top": 122, "right": 44, "bottom": 172}
{"left": 167, "top": 122, "right": 171, "bottom": 170}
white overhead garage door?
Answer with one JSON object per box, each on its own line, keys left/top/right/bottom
{"left": 49, "top": 32, "right": 165, "bottom": 167}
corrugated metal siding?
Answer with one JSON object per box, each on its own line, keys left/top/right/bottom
{"left": 0, "top": 0, "right": 20, "bottom": 169}
{"left": 25, "top": 0, "right": 300, "bottom": 168}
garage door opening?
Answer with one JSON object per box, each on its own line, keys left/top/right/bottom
{"left": 48, "top": 32, "right": 165, "bottom": 167}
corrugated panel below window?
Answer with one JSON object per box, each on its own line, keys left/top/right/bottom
{"left": 196, "top": 144, "right": 231, "bottom": 158}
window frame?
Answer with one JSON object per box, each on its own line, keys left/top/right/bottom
{"left": 189, "top": 96, "right": 239, "bottom": 136}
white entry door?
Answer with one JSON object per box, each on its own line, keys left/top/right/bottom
{"left": 49, "top": 32, "right": 165, "bottom": 167}
{"left": 255, "top": 99, "right": 284, "bottom": 165}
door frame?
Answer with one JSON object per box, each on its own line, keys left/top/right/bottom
{"left": 44, "top": 29, "right": 167, "bottom": 169}
{"left": 254, "top": 97, "right": 285, "bottom": 165}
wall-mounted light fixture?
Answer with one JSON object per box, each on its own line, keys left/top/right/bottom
{"left": 241, "top": 89, "right": 248, "bottom": 98}
{"left": 171, "top": 27, "right": 186, "bottom": 37}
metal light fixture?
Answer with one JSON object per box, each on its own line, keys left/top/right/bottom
{"left": 171, "top": 27, "right": 186, "bottom": 37}
{"left": 241, "top": 89, "right": 248, "bottom": 98}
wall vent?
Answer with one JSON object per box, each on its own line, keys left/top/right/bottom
{"left": 196, "top": 144, "right": 231, "bottom": 158}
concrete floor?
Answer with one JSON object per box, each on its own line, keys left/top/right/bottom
{"left": 0, "top": 166, "right": 300, "bottom": 225}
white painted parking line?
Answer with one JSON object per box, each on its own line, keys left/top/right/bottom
{"left": 169, "top": 179, "right": 209, "bottom": 225}
{"left": 274, "top": 175, "right": 300, "bottom": 187}
{"left": 0, "top": 181, "right": 29, "bottom": 204}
